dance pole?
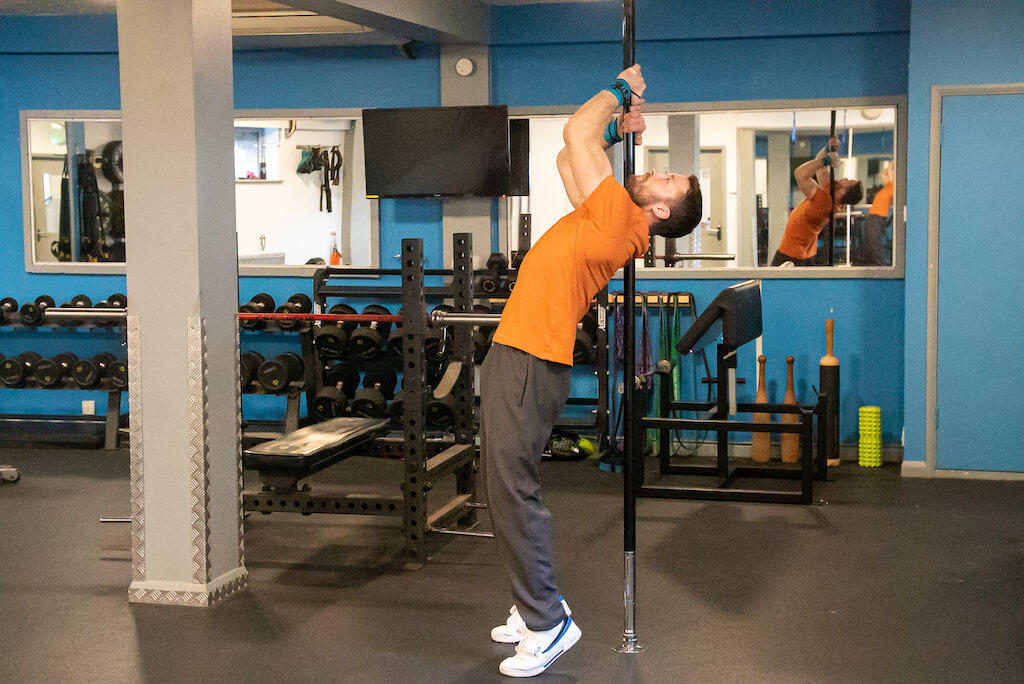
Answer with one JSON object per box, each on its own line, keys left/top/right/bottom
{"left": 827, "top": 110, "right": 837, "bottom": 266}
{"left": 617, "top": 0, "right": 644, "bottom": 655}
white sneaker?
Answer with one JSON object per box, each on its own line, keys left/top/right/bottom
{"left": 498, "top": 616, "right": 582, "bottom": 678}
{"left": 490, "top": 597, "right": 572, "bottom": 644}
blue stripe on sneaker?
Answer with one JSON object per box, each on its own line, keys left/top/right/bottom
{"left": 542, "top": 617, "right": 572, "bottom": 654}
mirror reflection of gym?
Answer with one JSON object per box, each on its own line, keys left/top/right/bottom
{"left": 507, "top": 104, "right": 898, "bottom": 269}
{"left": 23, "top": 113, "right": 375, "bottom": 271}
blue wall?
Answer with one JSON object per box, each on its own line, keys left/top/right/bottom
{"left": 902, "top": 0, "right": 1024, "bottom": 463}
{"left": 1, "top": 3, "right": 912, "bottom": 442}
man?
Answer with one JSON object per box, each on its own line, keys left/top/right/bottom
{"left": 480, "top": 64, "right": 702, "bottom": 678}
{"left": 858, "top": 163, "right": 894, "bottom": 265}
{"left": 771, "top": 138, "right": 864, "bottom": 266}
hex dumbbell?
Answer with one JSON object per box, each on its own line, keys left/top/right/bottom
{"left": 348, "top": 304, "right": 392, "bottom": 358}
{"left": 0, "top": 297, "right": 18, "bottom": 325}
{"left": 71, "top": 353, "right": 116, "bottom": 389}
{"left": 18, "top": 295, "right": 56, "bottom": 326}
{"left": 0, "top": 352, "right": 42, "bottom": 387}
{"left": 33, "top": 352, "right": 78, "bottom": 388}
{"left": 239, "top": 351, "right": 265, "bottom": 391}
{"left": 238, "top": 293, "right": 276, "bottom": 331}
{"left": 274, "top": 293, "right": 313, "bottom": 331}
{"left": 257, "top": 352, "right": 303, "bottom": 392}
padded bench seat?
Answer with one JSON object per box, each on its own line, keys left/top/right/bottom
{"left": 243, "top": 416, "right": 390, "bottom": 475}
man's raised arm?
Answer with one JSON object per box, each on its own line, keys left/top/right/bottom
{"left": 556, "top": 65, "right": 646, "bottom": 208}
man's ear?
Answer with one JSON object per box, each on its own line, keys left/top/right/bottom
{"left": 652, "top": 203, "right": 670, "bottom": 221}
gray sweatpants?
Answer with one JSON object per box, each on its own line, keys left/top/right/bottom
{"left": 481, "top": 343, "right": 571, "bottom": 632}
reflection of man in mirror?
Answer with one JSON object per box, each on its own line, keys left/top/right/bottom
{"left": 859, "top": 163, "right": 894, "bottom": 266}
{"left": 771, "top": 137, "right": 863, "bottom": 266}
{"left": 479, "top": 63, "right": 702, "bottom": 678}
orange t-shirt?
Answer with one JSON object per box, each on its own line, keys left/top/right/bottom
{"left": 776, "top": 187, "right": 834, "bottom": 260}
{"left": 492, "top": 175, "right": 648, "bottom": 366}
{"left": 869, "top": 180, "right": 894, "bottom": 217}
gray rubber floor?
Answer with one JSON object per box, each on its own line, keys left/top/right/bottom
{"left": 1, "top": 446, "right": 1022, "bottom": 683}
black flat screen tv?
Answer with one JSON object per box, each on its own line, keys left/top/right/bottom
{"left": 362, "top": 105, "right": 513, "bottom": 198}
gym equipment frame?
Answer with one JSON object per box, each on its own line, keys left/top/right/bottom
{"left": 637, "top": 281, "right": 829, "bottom": 505}
{"left": 241, "top": 235, "right": 480, "bottom": 568}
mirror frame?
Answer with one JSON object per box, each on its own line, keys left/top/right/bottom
{"left": 20, "top": 107, "right": 380, "bottom": 276}
{"left": 504, "top": 95, "right": 907, "bottom": 279}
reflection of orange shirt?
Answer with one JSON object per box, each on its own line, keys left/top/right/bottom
{"left": 869, "top": 180, "right": 894, "bottom": 217}
{"left": 492, "top": 175, "right": 648, "bottom": 365}
{"left": 776, "top": 187, "right": 833, "bottom": 260}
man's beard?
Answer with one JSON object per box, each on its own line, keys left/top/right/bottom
{"left": 624, "top": 174, "right": 653, "bottom": 206}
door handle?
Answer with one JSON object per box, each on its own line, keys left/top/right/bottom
{"left": 704, "top": 224, "right": 722, "bottom": 241}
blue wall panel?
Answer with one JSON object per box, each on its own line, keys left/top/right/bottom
{"left": 903, "top": 0, "right": 1024, "bottom": 463}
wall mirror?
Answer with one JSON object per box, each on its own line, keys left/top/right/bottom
{"left": 506, "top": 97, "right": 905, "bottom": 276}
{"left": 21, "top": 109, "right": 377, "bottom": 274}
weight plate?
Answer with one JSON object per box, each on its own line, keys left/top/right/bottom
{"left": 107, "top": 359, "right": 129, "bottom": 390}
{"left": 34, "top": 295, "right": 56, "bottom": 308}
{"left": 287, "top": 293, "right": 313, "bottom": 314}
{"left": 314, "top": 325, "right": 349, "bottom": 359}
{"left": 107, "top": 293, "right": 128, "bottom": 308}
{"left": 0, "top": 357, "right": 27, "bottom": 386}
{"left": 1, "top": 297, "right": 19, "bottom": 311}
{"left": 71, "top": 359, "right": 101, "bottom": 388}
{"left": 71, "top": 294, "right": 93, "bottom": 308}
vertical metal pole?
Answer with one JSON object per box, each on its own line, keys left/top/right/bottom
{"left": 618, "top": 0, "right": 644, "bottom": 655}
{"left": 827, "top": 110, "right": 837, "bottom": 266}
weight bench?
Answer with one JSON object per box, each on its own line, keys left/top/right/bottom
{"left": 243, "top": 416, "right": 390, "bottom": 493}
{"left": 639, "top": 280, "right": 827, "bottom": 504}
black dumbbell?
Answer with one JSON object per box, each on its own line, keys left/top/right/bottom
{"left": 238, "top": 293, "right": 276, "bottom": 331}
{"left": 348, "top": 304, "right": 393, "bottom": 358}
{"left": 0, "top": 352, "right": 42, "bottom": 387}
{"left": 314, "top": 303, "right": 357, "bottom": 359}
{"left": 55, "top": 295, "right": 94, "bottom": 327}
{"left": 323, "top": 360, "right": 360, "bottom": 397}
{"left": 88, "top": 300, "right": 122, "bottom": 328}
{"left": 239, "top": 351, "right": 264, "bottom": 391}
{"left": 0, "top": 297, "right": 18, "bottom": 325}
{"left": 426, "top": 392, "right": 459, "bottom": 431}
{"left": 18, "top": 295, "right": 56, "bottom": 326}
{"left": 71, "top": 352, "right": 117, "bottom": 389}
{"left": 425, "top": 305, "right": 453, "bottom": 362}
{"left": 362, "top": 364, "right": 398, "bottom": 399}
{"left": 351, "top": 385, "right": 387, "bottom": 419}
{"left": 274, "top": 293, "right": 313, "bottom": 331}
{"left": 573, "top": 310, "right": 599, "bottom": 365}
{"left": 107, "top": 293, "right": 128, "bottom": 309}
{"left": 33, "top": 352, "right": 78, "bottom": 388}
{"left": 257, "top": 352, "right": 303, "bottom": 392}
{"left": 472, "top": 304, "right": 494, "bottom": 364}
{"left": 107, "top": 358, "right": 129, "bottom": 390}
{"left": 312, "top": 385, "right": 348, "bottom": 421}
{"left": 475, "top": 252, "right": 509, "bottom": 294}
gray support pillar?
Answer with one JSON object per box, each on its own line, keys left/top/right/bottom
{"left": 441, "top": 44, "right": 491, "bottom": 269}
{"left": 118, "top": 0, "right": 246, "bottom": 606}
{"left": 766, "top": 131, "right": 791, "bottom": 260}
{"left": 667, "top": 114, "right": 700, "bottom": 257}
{"left": 735, "top": 129, "right": 756, "bottom": 267}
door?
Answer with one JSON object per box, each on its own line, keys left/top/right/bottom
{"left": 936, "top": 92, "right": 1024, "bottom": 471}
{"left": 698, "top": 148, "right": 726, "bottom": 254}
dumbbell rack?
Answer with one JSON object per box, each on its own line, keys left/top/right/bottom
{"left": 247, "top": 234, "right": 480, "bottom": 567}
{"left": 0, "top": 313, "right": 126, "bottom": 450}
